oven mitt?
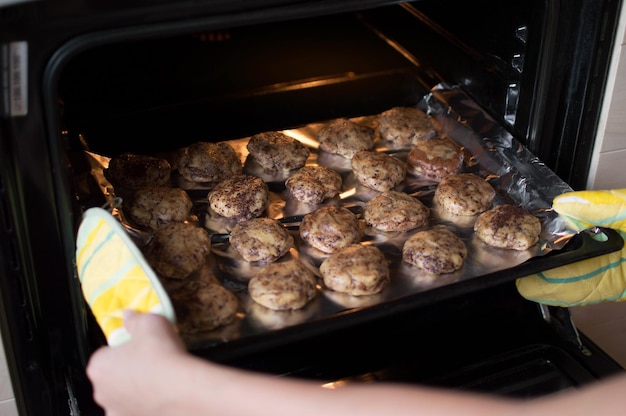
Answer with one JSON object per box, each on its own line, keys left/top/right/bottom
{"left": 75, "top": 205, "right": 175, "bottom": 346}
{"left": 516, "top": 189, "right": 626, "bottom": 306}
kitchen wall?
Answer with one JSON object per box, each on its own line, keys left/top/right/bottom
{"left": 570, "top": 0, "right": 626, "bottom": 370}
{"left": 587, "top": 0, "right": 626, "bottom": 190}
{"left": 0, "top": 335, "right": 16, "bottom": 416}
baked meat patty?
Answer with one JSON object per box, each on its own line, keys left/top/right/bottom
{"left": 300, "top": 205, "right": 362, "bottom": 254}
{"left": 168, "top": 280, "right": 239, "bottom": 333}
{"left": 229, "top": 217, "right": 293, "bottom": 263}
{"left": 474, "top": 204, "right": 542, "bottom": 250}
{"left": 106, "top": 152, "right": 172, "bottom": 190}
{"left": 126, "top": 186, "right": 193, "bottom": 231}
{"left": 320, "top": 244, "right": 390, "bottom": 296}
{"left": 402, "top": 227, "right": 467, "bottom": 274}
{"left": 247, "top": 131, "right": 310, "bottom": 171}
{"left": 364, "top": 190, "right": 430, "bottom": 232}
{"left": 407, "top": 136, "right": 464, "bottom": 181}
{"left": 248, "top": 260, "right": 318, "bottom": 310}
{"left": 175, "top": 141, "right": 243, "bottom": 183}
{"left": 317, "top": 118, "right": 376, "bottom": 159}
{"left": 208, "top": 175, "right": 270, "bottom": 220}
{"left": 143, "top": 222, "right": 212, "bottom": 279}
{"left": 285, "top": 165, "right": 343, "bottom": 205}
{"left": 378, "top": 106, "right": 437, "bottom": 147}
{"left": 351, "top": 150, "right": 406, "bottom": 192}
{"left": 433, "top": 173, "right": 496, "bottom": 216}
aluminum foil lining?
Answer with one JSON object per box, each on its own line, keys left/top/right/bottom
{"left": 82, "top": 83, "right": 576, "bottom": 348}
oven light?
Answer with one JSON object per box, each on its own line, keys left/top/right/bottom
{"left": 321, "top": 380, "right": 348, "bottom": 389}
{"left": 339, "top": 188, "right": 357, "bottom": 200}
{"left": 282, "top": 129, "right": 319, "bottom": 149}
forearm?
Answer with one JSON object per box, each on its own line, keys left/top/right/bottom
{"left": 173, "top": 354, "right": 626, "bottom": 416}
{"left": 174, "top": 356, "right": 521, "bottom": 416}
{"left": 88, "top": 311, "right": 626, "bottom": 416}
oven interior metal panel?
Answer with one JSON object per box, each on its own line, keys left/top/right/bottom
{"left": 52, "top": 0, "right": 621, "bottom": 188}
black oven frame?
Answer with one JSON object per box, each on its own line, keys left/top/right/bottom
{"left": 0, "top": 0, "right": 624, "bottom": 415}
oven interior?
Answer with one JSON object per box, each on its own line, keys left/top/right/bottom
{"left": 57, "top": 1, "right": 540, "bottom": 157}
{"left": 39, "top": 0, "right": 624, "bottom": 409}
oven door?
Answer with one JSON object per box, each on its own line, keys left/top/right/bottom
{"left": 210, "top": 283, "right": 623, "bottom": 398}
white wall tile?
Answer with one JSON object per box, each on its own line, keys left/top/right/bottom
{"left": 0, "top": 400, "right": 18, "bottom": 416}
{"left": 0, "top": 336, "right": 14, "bottom": 402}
{"left": 589, "top": 1, "right": 626, "bottom": 188}
{"left": 601, "top": 48, "right": 626, "bottom": 153}
{"left": 571, "top": 303, "right": 626, "bottom": 368}
{"left": 588, "top": 149, "right": 626, "bottom": 189}
{"left": 0, "top": 332, "right": 16, "bottom": 416}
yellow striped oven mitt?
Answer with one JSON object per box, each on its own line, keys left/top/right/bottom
{"left": 75, "top": 205, "right": 175, "bottom": 346}
{"left": 516, "top": 189, "right": 626, "bottom": 306}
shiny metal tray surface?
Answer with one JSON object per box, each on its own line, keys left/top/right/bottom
{"left": 84, "top": 84, "right": 623, "bottom": 353}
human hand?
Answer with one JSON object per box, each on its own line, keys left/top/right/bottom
{"left": 516, "top": 189, "right": 626, "bottom": 306}
{"left": 86, "top": 310, "right": 188, "bottom": 416}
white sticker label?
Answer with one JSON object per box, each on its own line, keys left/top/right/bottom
{"left": 7, "top": 41, "right": 28, "bottom": 117}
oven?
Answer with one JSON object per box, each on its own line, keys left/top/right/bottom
{"left": 1, "top": 0, "right": 624, "bottom": 415}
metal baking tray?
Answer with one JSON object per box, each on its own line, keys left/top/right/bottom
{"left": 82, "top": 84, "right": 623, "bottom": 359}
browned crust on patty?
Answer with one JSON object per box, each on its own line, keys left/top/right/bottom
{"left": 208, "top": 175, "right": 270, "bottom": 220}
{"left": 247, "top": 131, "right": 310, "bottom": 170}
{"left": 300, "top": 205, "right": 362, "bottom": 253}
{"left": 378, "top": 106, "right": 437, "bottom": 147}
{"left": 351, "top": 150, "right": 406, "bottom": 192}
{"left": 474, "top": 204, "right": 541, "bottom": 250}
{"left": 248, "top": 260, "right": 318, "bottom": 310}
{"left": 320, "top": 244, "right": 390, "bottom": 296}
{"left": 107, "top": 152, "right": 172, "bottom": 189}
{"left": 229, "top": 217, "right": 294, "bottom": 263}
{"left": 433, "top": 173, "right": 496, "bottom": 216}
{"left": 168, "top": 281, "right": 239, "bottom": 333}
{"left": 407, "top": 137, "right": 464, "bottom": 181}
{"left": 285, "top": 165, "right": 343, "bottom": 205}
{"left": 317, "top": 118, "right": 375, "bottom": 159}
{"left": 144, "top": 222, "right": 212, "bottom": 279}
{"left": 126, "top": 186, "right": 193, "bottom": 231}
{"left": 402, "top": 227, "right": 467, "bottom": 274}
{"left": 176, "top": 141, "right": 243, "bottom": 183}
{"left": 364, "top": 190, "right": 429, "bottom": 232}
